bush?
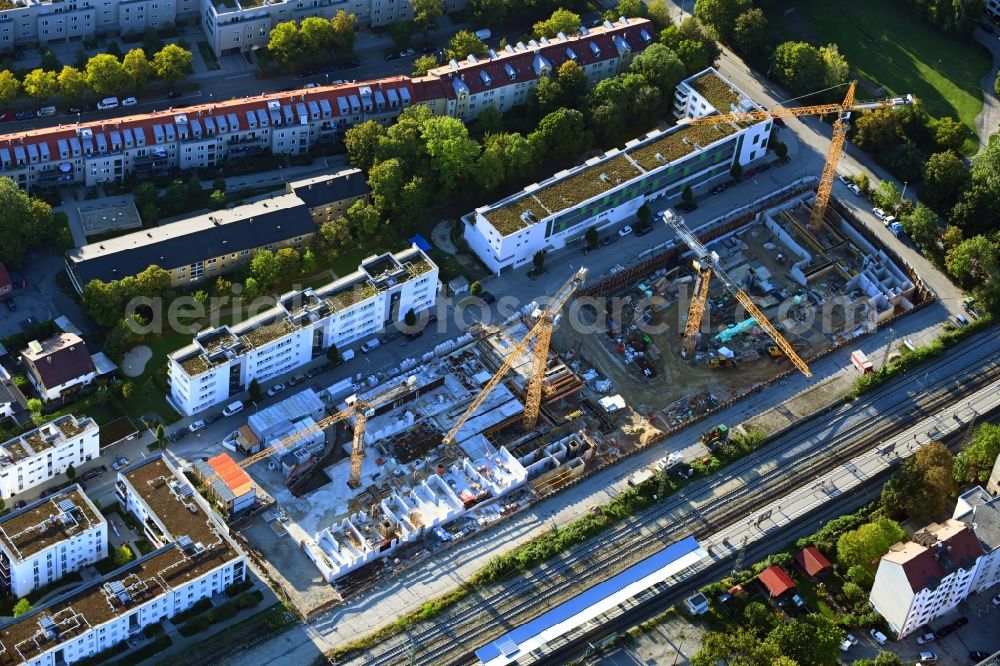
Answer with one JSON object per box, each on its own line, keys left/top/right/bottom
{"left": 178, "top": 615, "right": 212, "bottom": 636}
{"left": 205, "top": 600, "right": 238, "bottom": 623}
{"left": 142, "top": 622, "right": 164, "bottom": 638}
{"left": 169, "top": 597, "right": 212, "bottom": 625}
{"left": 237, "top": 590, "right": 264, "bottom": 609}
{"left": 225, "top": 579, "right": 255, "bottom": 597}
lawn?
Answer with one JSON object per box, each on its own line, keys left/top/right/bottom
{"left": 775, "top": 0, "right": 991, "bottom": 153}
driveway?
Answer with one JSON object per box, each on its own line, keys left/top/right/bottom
{"left": 0, "top": 248, "right": 94, "bottom": 340}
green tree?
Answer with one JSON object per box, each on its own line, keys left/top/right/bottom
{"left": 275, "top": 247, "right": 301, "bottom": 279}
{"left": 995, "top": 70, "right": 1000, "bottom": 97}
{"left": 40, "top": 48, "right": 61, "bottom": 72}
{"left": 614, "top": 0, "right": 646, "bottom": 18}
{"left": 470, "top": 280, "right": 483, "bottom": 296}
{"left": 422, "top": 116, "right": 481, "bottom": 196}
{"left": 412, "top": 54, "right": 439, "bottom": 76}
{"left": 846, "top": 564, "right": 869, "bottom": 585}
{"left": 955, "top": 423, "right": 1000, "bottom": 484}
{"left": 319, "top": 217, "right": 351, "bottom": 252}
{"left": 66, "top": 463, "right": 77, "bottom": 480}
{"left": 476, "top": 131, "right": 533, "bottom": 192}
{"left": 922, "top": 151, "right": 970, "bottom": 215}
{"left": 250, "top": 249, "right": 282, "bottom": 288}
{"left": 369, "top": 156, "right": 407, "bottom": 215}
{"left": 770, "top": 41, "right": 826, "bottom": 96}
{"left": 113, "top": 544, "right": 134, "bottom": 567}
{"left": 528, "top": 108, "right": 588, "bottom": 160}
{"left": 555, "top": 60, "right": 587, "bottom": 106}
{"left": 163, "top": 178, "right": 187, "bottom": 214}
{"left": 12, "top": 599, "right": 32, "bottom": 618}
{"left": 121, "top": 381, "right": 135, "bottom": 400}
{"left": 693, "top": 628, "right": 785, "bottom": 666}
{"left": 326, "top": 343, "right": 340, "bottom": 364}
{"left": 142, "top": 202, "right": 161, "bottom": 224}
{"left": 629, "top": 43, "right": 686, "bottom": 96}
{"left": 819, "top": 43, "right": 849, "bottom": 88}
{"left": 732, "top": 8, "right": 769, "bottom": 63}
{"left": 404, "top": 308, "right": 417, "bottom": 326}
{"left": 412, "top": 0, "right": 444, "bottom": 34}
{"left": 730, "top": 161, "right": 743, "bottom": 181}
{"left": 214, "top": 277, "right": 233, "bottom": 295}
{"left": 300, "top": 16, "right": 335, "bottom": 56}
{"left": 58, "top": 66, "right": 88, "bottom": 99}
{"left": 883, "top": 442, "right": 956, "bottom": 519}
{"left": 933, "top": 116, "right": 967, "bottom": 152}
{"left": 155, "top": 423, "right": 166, "bottom": 445}
{"left": 534, "top": 8, "right": 581, "bottom": 38}
{"left": 588, "top": 73, "right": 661, "bottom": 144}
{"left": 0, "top": 70, "right": 19, "bottom": 104}
{"left": 742, "top": 600, "right": 775, "bottom": 634}
{"left": 344, "top": 120, "right": 388, "bottom": 172}
{"left": 883, "top": 140, "right": 924, "bottom": 183}
{"left": 946, "top": 235, "right": 999, "bottom": 289}
{"left": 901, "top": 205, "right": 943, "bottom": 260}
{"left": 345, "top": 200, "right": 383, "bottom": 240}
{"left": 209, "top": 189, "right": 227, "bottom": 209}
{"left": 123, "top": 48, "right": 154, "bottom": 88}
{"left": 0, "top": 177, "right": 53, "bottom": 267}
{"left": 243, "top": 276, "right": 259, "bottom": 299}
{"left": 469, "top": 0, "right": 507, "bottom": 25}
{"left": 27, "top": 398, "right": 42, "bottom": 414}
{"left": 143, "top": 26, "right": 164, "bottom": 55}
{"left": 585, "top": 226, "right": 599, "bottom": 250}
{"left": 647, "top": 0, "right": 672, "bottom": 26}
{"left": 331, "top": 10, "right": 357, "bottom": 56}
{"left": 694, "top": 0, "right": 751, "bottom": 42}
{"left": 854, "top": 654, "right": 905, "bottom": 666}
{"left": 532, "top": 250, "right": 545, "bottom": 271}
{"left": 268, "top": 21, "right": 303, "bottom": 66}
{"left": 248, "top": 378, "right": 262, "bottom": 401}
{"left": 659, "top": 17, "right": 720, "bottom": 74}
{"left": 768, "top": 614, "right": 843, "bottom": 666}
{"left": 447, "top": 30, "right": 488, "bottom": 60}
{"left": 23, "top": 68, "right": 59, "bottom": 99}
{"left": 152, "top": 44, "right": 193, "bottom": 89}
{"left": 86, "top": 54, "right": 130, "bottom": 96}
{"left": 837, "top": 517, "right": 906, "bottom": 571}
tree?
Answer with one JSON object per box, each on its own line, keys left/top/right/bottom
{"left": 872, "top": 179, "right": 901, "bottom": 211}
{"left": 243, "top": 276, "right": 259, "bottom": 299}
{"left": 344, "top": 120, "right": 388, "bottom": 172}
{"left": 326, "top": 343, "right": 340, "bottom": 364}
{"left": 300, "top": 16, "right": 335, "bottom": 56}
{"left": 629, "top": 43, "right": 686, "bottom": 96}
{"left": 901, "top": 205, "right": 944, "bottom": 261}
{"left": 113, "top": 544, "right": 134, "bottom": 567}
{"left": 66, "top": 463, "right": 77, "bottom": 480}
{"left": 660, "top": 18, "right": 720, "bottom": 74}
{"left": 730, "top": 161, "right": 743, "bottom": 181}
{"left": 837, "top": 517, "right": 906, "bottom": 571}
{"left": 883, "top": 140, "right": 924, "bottom": 183}
{"left": 555, "top": 60, "right": 587, "bottom": 106}
{"left": 123, "top": 48, "right": 154, "bottom": 88}
{"left": 693, "top": 628, "right": 785, "bottom": 666}
{"left": 767, "top": 613, "right": 843, "bottom": 666}
{"left": 331, "top": 10, "right": 357, "bottom": 56}
{"left": 529, "top": 108, "right": 589, "bottom": 160}
{"left": 162, "top": 179, "right": 187, "bottom": 214}
{"left": 589, "top": 73, "right": 661, "bottom": 144}
{"left": 421, "top": 116, "right": 481, "bottom": 196}
{"left": 40, "top": 48, "right": 61, "bottom": 72}
{"left": 637, "top": 202, "right": 652, "bottom": 227}
{"left": 275, "top": 247, "right": 301, "bottom": 279}
{"left": 955, "top": 423, "right": 1000, "bottom": 485}
{"left": 732, "top": 8, "right": 769, "bottom": 63}
{"left": 86, "top": 54, "right": 130, "bottom": 97}
{"left": 268, "top": 21, "right": 303, "bottom": 66}
{"left": 143, "top": 26, "right": 165, "bottom": 55}
{"left": 585, "top": 226, "right": 599, "bottom": 250}
{"left": 819, "top": 43, "right": 849, "bottom": 88}
{"left": 742, "top": 600, "right": 775, "bottom": 635}
{"left": 369, "top": 156, "right": 406, "bottom": 215}
{"left": 346, "top": 200, "right": 383, "bottom": 240}
{"left": 534, "top": 8, "right": 581, "bottom": 38}
{"left": 770, "top": 41, "right": 826, "bottom": 96}
{"left": 614, "top": 0, "right": 646, "bottom": 18}
{"left": 447, "top": 30, "right": 488, "bottom": 61}
{"left": 883, "top": 442, "right": 957, "bottom": 519}
{"left": 27, "top": 398, "right": 42, "bottom": 414}
{"left": 214, "top": 277, "right": 233, "bottom": 295}
{"left": 155, "top": 423, "right": 166, "bottom": 445}
{"left": 0, "top": 177, "right": 53, "bottom": 267}
{"left": 0, "top": 70, "right": 19, "bottom": 104}
{"left": 58, "top": 66, "right": 88, "bottom": 99}
{"left": 647, "top": 0, "right": 671, "bottom": 26}
{"left": 248, "top": 378, "right": 262, "bottom": 401}
{"left": 413, "top": 54, "right": 439, "bottom": 76}
{"left": 319, "top": 217, "right": 351, "bottom": 252}
{"left": 12, "top": 599, "right": 32, "bottom": 618}
{"left": 186, "top": 173, "right": 203, "bottom": 204}
{"left": 946, "top": 235, "right": 999, "bottom": 289}
{"left": 922, "top": 151, "right": 970, "bottom": 215}
{"left": 476, "top": 132, "right": 533, "bottom": 192}
{"left": 694, "top": 0, "right": 751, "bottom": 42}
{"left": 412, "top": 0, "right": 444, "bottom": 34}
{"left": 152, "top": 44, "right": 193, "bottom": 89}
{"left": 250, "top": 249, "right": 282, "bottom": 288}
{"left": 120, "top": 381, "right": 135, "bottom": 400}
{"left": 682, "top": 184, "right": 695, "bottom": 205}
{"left": 469, "top": 0, "right": 507, "bottom": 25}
{"left": 934, "top": 116, "right": 967, "bottom": 152}
{"left": 404, "top": 308, "right": 417, "bottom": 326}
{"left": 23, "top": 68, "right": 59, "bottom": 99}
{"left": 209, "top": 189, "right": 227, "bottom": 209}
{"left": 470, "top": 280, "right": 483, "bottom": 296}
{"left": 846, "top": 564, "right": 869, "bottom": 586}
{"left": 532, "top": 250, "right": 545, "bottom": 271}
{"left": 142, "top": 203, "right": 160, "bottom": 225}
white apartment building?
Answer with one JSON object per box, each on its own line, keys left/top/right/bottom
{"left": 0, "top": 415, "right": 99, "bottom": 500}
{"left": 0, "top": 486, "right": 107, "bottom": 598}
{"left": 0, "top": 19, "right": 649, "bottom": 191}
{"left": 417, "top": 18, "right": 653, "bottom": 123}
{"left": 462, "top": 67, "right": 772, "bottom": 274}
{"left": 953, "top": 486, "right": 1000, "bottom": 595}
{"left": 869, "top": 519, "right": 985, "bottom": 638}
{"left": 0, "top": 456, "right": 246, "bottom": 666}
{"left": 167, "top": 245, "right": 438, "bottom": 416}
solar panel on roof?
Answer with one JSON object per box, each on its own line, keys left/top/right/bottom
{"left": 57, "top": 498, "right": 76, "bottom": 513}
{"left": 108, "top": 580, "right": 125, "bottom": 594}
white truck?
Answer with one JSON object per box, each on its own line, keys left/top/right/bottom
{"left": 851, "top": 350, "right": 873, "bottom": 374}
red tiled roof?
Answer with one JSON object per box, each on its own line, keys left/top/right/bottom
{"left": 758, "top": 565, "right": 796, "bottom": 597}
{"left": 899, "top": 525, "right": 985, "bottom": 593}
{"left": 207, "top": 453, "right": 254, "bottom": 498}
{"left": 795, "top": 546, "right": 832, "bottom": 576}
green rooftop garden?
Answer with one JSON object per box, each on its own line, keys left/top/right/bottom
{"left": 484, "top": 195, "right": 551, "bottom": 236}
{"left": 689, "top": 72, "right": 740, "bottom": 112}
{"left": 629, "top": 123, "right": 738, "bottom": 171}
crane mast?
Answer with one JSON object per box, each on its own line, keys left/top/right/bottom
{"left": 441, "top": 267, "right": 588, "bottom": 446}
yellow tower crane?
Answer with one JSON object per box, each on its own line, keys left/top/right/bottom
{"left": 441, "top": 267, "right": 588, "bottom": 446}
{"left": 663, "top": 210, "right": 812, "bottom": 378}
{"left": 688, "top": 83, "right": 915, "bottom": 233}
{"left": 200, "top": 376, "right": 419, "bottom": 492}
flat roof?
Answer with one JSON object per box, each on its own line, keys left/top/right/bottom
{"left": 475, "top": 536, "right": 703, "bottom": 665}
{"left": 0, "top": 486, "right": 102, "bottom": 561}
{"left": 0, "top": 415, "right": 97, "bottom": 468}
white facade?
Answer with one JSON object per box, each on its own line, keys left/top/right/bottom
{"left": 463, "top": 67, "right": 771, "bottom": 274}
{"left": 25, "top": 368, "right": 97, "bottom": 403}
{"left": 869, "top": 519, "right": 984, "bottom": 638}
{"left": 167, "top": 245, "right": 438, "bottom": 416}
{"left": 0, "top": 415, "right": 99, "bottom": 500}
{"left": 0, "top": 487, "right": 107, "bottom": 598}
{"left": 953, "top": 487, "right": 1000, "bottom": 596}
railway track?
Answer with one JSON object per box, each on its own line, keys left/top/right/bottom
{"left": 340, "top": 331, "right": 1000, "bottom": 666}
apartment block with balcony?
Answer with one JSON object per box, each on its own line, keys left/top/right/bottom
{"left": 0, "top": 456, "right": 245, "bottom": 666}
{"left": 167, "top": 244, "right": 438, "bottom": 416}
{"left": 952, "top": 486, "right": 1000, "bottom": 595}
{"left": 0, "top": 486, "right": 106, "bottom": 598}
{"left": 462, "top": 67, "right": 771, "bottom": 274}
{"left": 0, "top": 415, "right": 99, "bottom": 500}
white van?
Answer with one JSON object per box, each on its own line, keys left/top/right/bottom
{"left": 37, "top": 106, "right": 56, "bottom": 117}
{"left": 341, "top": 349, "right": 356, "bottom": 362}
{"left": 869, "top": 629, "right": 888, "bottom": 645}
{"left": 474, "top": 28, "right": 492, "bottom": 40}
{"left": 360, "top": 339, "right": 381, "bottom": 353}
{"left": 97, "top": 97, "right": 119, "bottom": 110}
{"left": 223, "top": 400, "right": 245, "bottom": 417}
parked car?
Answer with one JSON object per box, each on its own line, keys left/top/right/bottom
{"left": 305, "top": 366, "right": 323, "bottom": 378}
{"left": 992, "top": 593, "right": 1000, "bottom": 606}
{"left": 399, "top": 48, "right": 416, "bottom": 58}
{"left": 872, "top": 207, "right": 887, "bottom": 220}
{"left": 64, "top": 106, "right": 83, "bottom": 115}
{"left": 791, "top": 594, "right": 805, "bottom": 607}
{"left": 188, "top": 419, "right": 206, "bottom": 432}
{"left": 0, "top": 112, "right": 13, "bottom": 122}
{"left": 869, "top": 629, "right": 888, "bottom": 645}
{"left": 289, "top": 373, "right": 306, "bottom": 386}
{"left": 838, "top": 174, "right": 851, "bottom": 185}
{"left": 635, "top": 224, "right": 654, "bottom": 236}
{"left": 404, "top": 329, "right": 424, "bottom": 341}
{"left": 15, "top": 111, "right": 36, "bottom": 121}
{"left": 847, "top": 183, "right": 862, "bottom": 196}
{"left": 839, "top": 634, "right": 858, "bottom": 651}
{"left": 266, "top": 383, "right": 286, "bottom": 397}
{"left": 601, "top": 235, "right": 618, "bottom": 246}
{"left": 618, "top": 225, "right": 633, "bottom": 237}
{"left": 303, "top": 83, "right": 320, "bottom": 89}
{"left": 14, "top": 500, "right": 26, "bottom": 509}
{"left": 111, "top": 456, "right": 130, "bottom": 471}
{"left": 380, "top": 331, "right": 400, "bottom": 344}
{"left": 710, "top": 183, "right": 727, "bottom": 195}
{"left": 918, "top": 651, "right": 937, "bottom": 662}
{"left": 743, "top": 167, "right": 758, "bottom": 179}
{"left": 206, "top": 413, "right": 223, "bottom": 424}
{"left": 361, "top": 338, "right": 381, "bottom": 353}
{"left": 37, "top": 105, "right": 56, "bottom": 117}
{"left": 934, "top": 626, "right": 954, "bottom": 639}
{"left": 122, "top": 96, "right": 137, "bottom": 107}
{"left": 223, "top": 400, "right": 245, "bottom": 417}
{"left": 678, "top": 201, "right": 698, "bottom": 213}
{"left": 916, "top": 632, "right": 935, "bottom": 644}
{"left": 482, "top": 292, "right": 497, "bottom": 304}
{"left": 756, "top": 163, "right": 771, "bottom": 173}
{"left": 97, "top": 97, "right": 119, "bottom": 110}
{"left": 165, "top": 90, "right": 183, "bottom": 99}
{"left": 82, "top": 468, "right": 102, "bottom": 481}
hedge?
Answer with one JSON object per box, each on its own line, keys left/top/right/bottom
{"left": 108, "top": 634, "right": 172, "bottom": 666}
{"left": 170, "top": 597, "right": 212, "bottom": 625}
{"left": 237, "top": 590, "right": 264, "bottom": 609}
{"left": 178, "top": 594, "right": 261, "bottom": 636}
{"left": 225, "top": 579, "right": 255, "bottom": 598}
